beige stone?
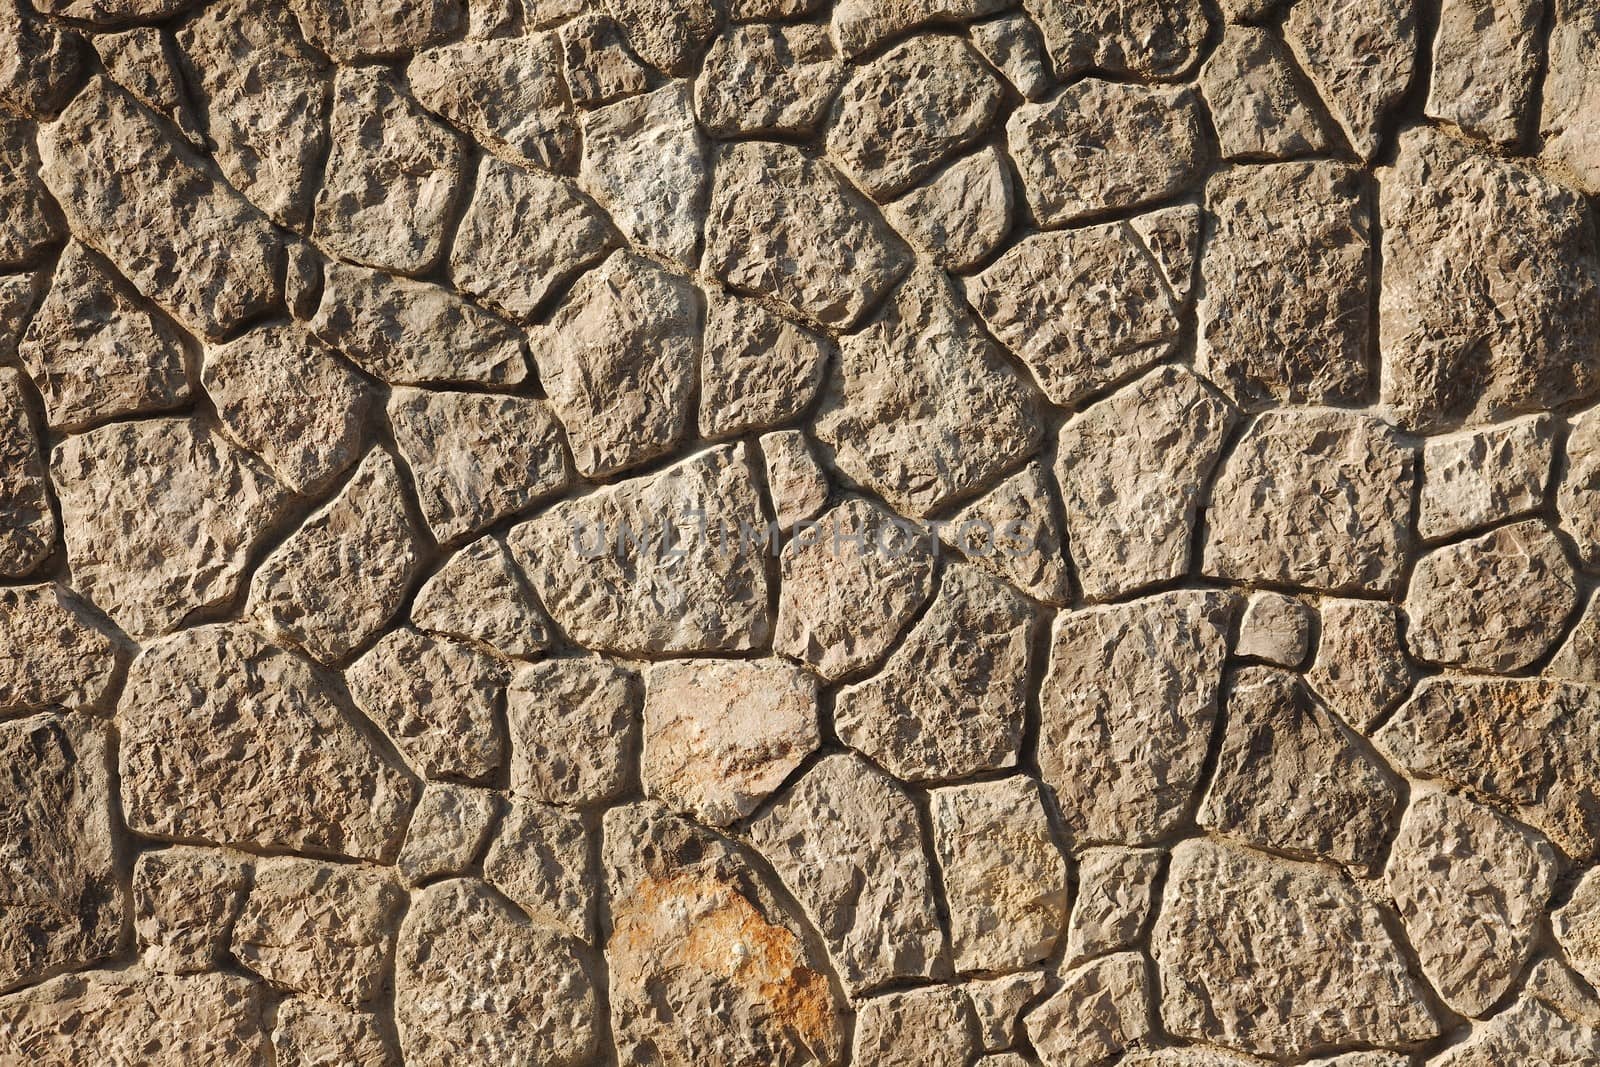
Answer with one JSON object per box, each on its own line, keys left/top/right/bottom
{"left": 1429, "top": 995, "right": 1600, "bottom": 1065}
{"left": 944, "top": 461, "right": 1071, "bottom": 605}
{"left": 883, "top": 146, "right": 1014, "bottom": 273}
{"left": 1307, "top": 599, "right": 1412, "bottom": 731}
{"left": 1556, "top": 867, "right": 1600, "bottom": 991}
{"left": 0, "top": 582, "right": 121, "bottom": 714}
{"left": 1234, "top": 591, "right": 1313, "bottom": 667}
{"left": 1199, "top": 26, "right": 1331, "bottom": 160}
{"left": 560, "top": 14, "right": 651, "bottom": 108}
{"left": 97, "top": 28, "right": 202, "bottom": 147}
{"left": 0, "top": 7, "right": 84, "bottom": 119}
{"left": 760, "top": 430, "right": 831, "bottom": 529}
{"left": 398, "top": 782, "right": 498, "bottom": 887}
{"left": 1027, "top": 0, "right": 1209, "bottom": 80}
{"left": 0, "top": 368, "right": 51, "bottom": 579}
{"left": 482, "top": 798, "right": 592, "bottom": 940}
{"left": 1065, "top": 847, "right": 1162, "bottom": 965}
{"left": 1542, "top": 0, "right": 1600, "bottom": 192}
{"left": 1284, "top": 0, "right": 1418, "bottom": 159}
{"left": 1026, "top": 952, "right": 1153, "bottom": 1067}
{"left": 853, "top": 986, "right": 980, "bottom": 1067}
{"left": 132, "top": 846, "right": 248, "bottom": 975}
{"left": 580, "top": 83, "right": 708, "bottom": 266}
{"left": 412, "top": 536, "right": 555, "bottom": 658}
{"left": 696, "top": 23, "right": 843, "bottom": 138}
{"left": 273, "top": 999, "right": 398, "bottom": 1067}
{"left": 970, "top": 14, "right": 1052, "bottom": 101}
{"left": 700, "top": 289, "right": 830, "bottom": 441}
{"left": 1560, "top": 403, "right": 1600, "bottom": 564}
{"left": 1550, "top": 589, "right": 1600, "bottom": 683}
{"left": 289, "top": 0, "right": 462, "bottom": 62}
{"left": 832, "top": 0, "right": 1010, "bottom": 58}
{"left": 966, "top": 971, "right": 1049, "bottom": 1051}
{"left": 1420, "top": 413, "right": 1555, "bottom": 539}
{"left": 605, "top": 0, "right": 719, "bottom": 74}
{"left": 408, "top": 34, "right": 576, "bottom": 171}
{"left": 508, "top": 658, "right": 640, "bottom": 806}
{"left": 0, "top": 117, "right": 64, "bottom": 267}
{"left": 1427, "top": 0, "right": 1542, "bottom": 145}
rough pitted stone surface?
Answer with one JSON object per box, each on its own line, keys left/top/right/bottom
{"left": 761, "top": 430, "right": 831, "bottom": 529}
{"left": 1420, "top": 413, "right": 1555, "bottom": 539}
{"left": 0, "top": 583, "right": 120, "bottom": 714}
{"left": 481, "top": 798, "right": 592, "bottom": 940}
{"left": 1198, "top": 162, "right": 1372, "bottom": 408}
{"left": 1556, "top": 867, "right": 1600, "bottom": 989}
{"left": 53, "top": 417, "right": 287, "bottom": 638}
{"left": 533, "top": 250, "right": 698, "bottom": 478}
{"left": 1008, "top": 80, "right": 1208, "bottom": 227}
{"left": 971, "top": 14, "right": 1052, "bottom": 101}
{"left": 1308, "top": 598, "right": 1412, "bottom": 731}
{"left": 97, "top": 28, "right": 202, "bottom": 147}
{"left": 945, "top": 460, "right": 1070, "bottom": 604}
{"left": 1026, "top": 952, "right": 1154, "bottom": 1067}
{"left": 1550, "top": 590, "right": 1600, "bottom": 683}
{"left": 1203, "top": 410, "right": 1416, "bottom": 595}
{"left": 1154, "top": 839, "right": 1438, "bottom": 1058}
{"left": 1065, "top": 846, "right": 1163, "bottom": 965}
{"left": 929, "top": 775, "right": 1067, "bottom": 973}
{"left": 1560, "top": 403, "right": 1600, "bottom": 565}
{"left": 704, "top": 140, "right": 910, "bottom": 328}
{"left": 606, "top": 0, "right": 719, "bottom": 75}
{"left": 1199, "top": 26, "right": 1331, "bottom": 160}
{"left": 1198, "top": 667, "right": 1398, "bottom": 872}
{"left": 814, "top": 267, "right": 1039, "bottom": 517}
{"left": 388, "top": 387, "right": 571, "bottom": 543}
{"left": 0, "top": 6, "right": 84, "bottom": 119}
{"left": 120, "top": 624, "right": 415, "bottom": 861}
{"left": 1543, "top": 0, "right": 1600, "bottom": 192}
{"left": 971, "top": 211, "right": 1194, "bottom": 407}
{"left": 1388, "top": 789, "right": 1556, "bottom": 1017}
{"left": 1055, "top": 366, "right": 1235, "bottom": 600}
{"left": 408, "top": 34, "right": 576, "bottom": 172}
{"left": 696, "top": 24, "right": 843, "bottom": 139}
{"left": 1028, "top": 0, "right": 1209, "bottom": 80}
{"left": 832, "top": 0, "right": 1010, "bottom": 58}
{"left": 0, "top": 117, "right": 64, "bottom": 267}
{"left": 580, "top": 83, "right": 708, "bottom": 267}
{"left": 1040, "top": 591, "right": 1234, "bottom": 846}
{"left": 853, "top": 986, "right": 980, "bottom": 1067}
{"left": 274, "top": 998, "right": 399, "bottom": 1067}
{"left": 396, "top": 877, "right": 598, "bottom": 1067}
{"left": 1428, "top": 0, "right": 1543, "bottom": 146}
{"left": 397, "top": 782, "right": 497, "bottom": 886}
{"left": 835, "top": 564, "right": 1033, "bottom": 782}
{"left": 746, "top": 753, "right": 947, "bottom": 993}
{"left": 1376, "top": 676, "right": 1600, "bottom": 859}
{"left": 412, "top": 536, "right": 555, "bottom": 658}
{"left": 967, "top": 970, "right": 1049, "bottom": 1051}
{"left": 289, "top": 0, "right": 462, "bottom": 62}
{"left": 132, "top": 846, "right": 248, "bottom": 975}
{"left": 1429, "top": 996, "right": 1600, "bottom": 1066}
{"left": 1234, "top": 591, "right": 1312, "bottom": 667}
{"left": 560, "top": 14, "right": 651, "bottom": 108}
{"left": 0, "top": 370, "right": 51, "bottom": 579}
{"left": 508, "top": 658, "right": 639, "bottom": 806}
{"left": 700, "top": 289, "right": 830, "bottom": 441}
{"left": 883, "top": 145, "right": 1014, "bottom": 273}
{"left": 1380, "top": 128, "right": 1600, "bottom": 431}
{"left": 1283, "top": 0, "right": 1418, "bottom": 160}
{"left": 251, "top": 448, "right": 424, "bottom": 664}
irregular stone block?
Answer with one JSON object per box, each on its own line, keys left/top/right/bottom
{"left": 970, "top": 14, "right": 1052, "bottom": 101}
{"left": 1560, "top": 403, "right": 1600, "bottom": 565}
{"left": 1388, "top": 789, "right": 1556, "bottom": 1017}
{"left": 560, "top": 14, "right": 651, "bottom": 108}
{"left": 1007, "top": 80, "right": 1207, "bottom": 227}
{"left": 944, "top": 461, "right": 1071, "bottom": 605}
{"left": 119, "top": 625, "right": 415, "bottom": 861}
{"left": 1556, "top": 867, "right": 1600, "bottom": 991}
{"left": 967, "top": 971, "right": 1049, "bottom": 1051}
{"left": 832, "top": 0, "right": 1010, "bottom": 58}
{"left": 836, "top": 564, "right": 1033, "bottom": 782}
{"left": 760, "top": 430, "right": 830, "bottom": 530}
{"left": 745, "top": 754, "right": 947, "bottom": 993}
{"left": 814, "top": 267, "right": 1039, "bottom": 516}
{"left": 509, "top": 444, "right": 773, "bottom": 655}
{"left": 38, "top": 78, "right": 284, "bottom": 340}
{"left": 97, "top": 27, "right": 202, "bottom": 146}
{"left": 883, "top": 145, "right": 1014, "bottom": 273}
{"left": 1026, "top": 952, "right": 1153, "bottom": 1067}
{"left": 1380, "top": 128, "right": 1600, "bottom": 430}
{"left": 643, "top": 658, "right": 819, "bottom": 826}
{"left": 700, "top": 289, "right": 830, "bottom": 441}
{"left": 397, "top": 782, "right": 498, "bottom": 887}
{"left": 508, "top": 658, "right": 639, "bottom": 806}
{"left": 695, "top": 23, "right": 843, "bottom": 138}
{"left": 1065, "top": 847, "right": 1163, "bottom": 965}
{"left": 0, "top": 116, "right": 64, "bottom": 267}
{"left": 1199, "top": 26, "right": 1330, "bottom": 160}
{"left": 1027, "top": 0, "right": 1209, "bottom": 80}
{"left": 388, "top": 387, "right": 571, "bottom": 543}
{"left": 482, "top": 798, "right": 592, "bottom": 940}
{"left": 1427, "top": 0, "right": 1543, "bottom": 145}
{"left": 605, "top": 0, "right": 719, "bottom": 74}
{"left": 580, "top": 83, "right": 707, "bottom": 266}
{"left": 289, "top": 0, "right": 462, "bottom": 62}
{"left": 0, "top": 5, "right": 85, "bottom": 118}
{"left": 0, "top": 369, "right": 50, "bottom": 579}
{"left": 1284, "top": 0, "right": 1417, "bottom": 160}
{"left": 1234, "top": 591, "right": 1312, "bottom": 667}
{"left": 397, "top": 878, "right": 598, "bottom": 1066}
{"left": 704, "top": 140, "right": 910, "bottom": 329}
{"left": 929, "top": 775, "right": 1068, "bottom": 973}
{"left": 1542, "top": 0, "right": 1600, "bottom": 192}
{"left": 1040, "top": 590, "right": 1234, "bottom": 845}
{"left": 132, "top": 846, "right": 248, "bottom": 975}
{"left": 1430, "top": 995, "right": 1600, "bottom": 1064}
{"left": 273, "top": 999, "right": 398, "bottom": 1067}
{"left": 1152, "top": 839, "right": 1438, "bottom": 1058}
{"left": 853, "top": 986, "right": 980, "bottom": 1067}
{"left": 408, "top": 34, "right": 576, "bottom": 171}
{"left": 0, "top": 583, "right": 120, "bottom": 714}
{"left": 1307, "top": 599, "right": 1412, "bottom": 732}
{"left": 1202, "top": 409, "right": 1415, "bottom": 595}
{"left": 411, "top": 535, "right": 555, "bottom": 659}
{"left": 53, "top": 417, "right": 287, "bottom": 637}
{"left": 606, "top": 802, "right": 845, "bottom": 1064}
{"left": 1420, "top": 413, "right": 1555, "bottom": 539}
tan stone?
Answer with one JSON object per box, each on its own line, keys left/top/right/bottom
{"left": 967, "top": 971, "right": 1050, "bottom": 1051}
{"left": 408, "top": 34, "right": 576, "bottom": 171}
{"left": 508, "top": 658, "right": 640, "bottom": 806}
{"left": 0, "top": 368, "right": 51, "bottom": 579}
{"left": 1420, "top": 413, "right": 1555, "bottom": 539}
{"left": 0, "top": 116, "right": 64, "bottom": 267}
{"left": 560, "top": 14, "right": 651, "bottom": 108}
{"left": 1284, "top": 0, "right": 1418, "bottom": 160}
{"left": 1560, "top": 403, "right": 1600, "bottom": 565}
{"left": 605, "top": 0, "right": 719, "bottom": 74}
{"left": 1550, "top": 589, "right": 1600, "bottom": 683}
{"left": 832, "top": 0, "right": 1010, "bottom": 58}
{"left": 883, "top": 146, "right": 1014, "bottom": 273}
{"left": 1542, "top": 0, "right": 1600, "bottom": 192}
{"left": 1556, "top": 867, "right": 1600, "bottom": 991}
{"left": 1427, "top": 0, "right": 1542, "bottom": 145}
{"left": 273, "top": 999, "right": 398, "bottom": 1067}
{"left": 97, "top": 28, "right": 202, "bottom": 147}
{"left": 397, "top": 783, "right": 498, "bottom": 887}
{"left": 1234, "top": 591, "right": 1313, "bottom": 667}
{"left": 760, "top": 430, "right": 831, "bottom": 529}
{"left": 289, "top": 0, "right": 462, "bottom": 62}
{"left": 699, "top": 288, "right": 830, "bottom": 441}
{"left": 0, "top": 7, "right": 85, "bottom": 119}
{"left": 0, "top": 582, "right": 121, "bottom": 714}
{"left": 1065, "top": 847, "right": 1163, "bottom": 965}
{"left": 970, "top": 14, "right": 1052, "bottom": 101}
{"left": 944, "top": 461, "right": 1071, "bottom": 605}
{"left": 132, "top": 846, "right": 248, "bottom": 975}
{"left": 1429, "top": 996, "right": 1600, "bottom": 1065}
{"left": 1199, "top": 26, "right": 1331, "bottom": 160}
{"left": 696, "top": 23, "right": 843, "bottom": 138}
{"left": 853, "top": 986, "right": 980, "bottom": 1067}
{"left": 412, "top": 535, "right": 555, "bottom": 659}
{"left": 482, "top": 798, "right": 592, "bottom": 940}
{"left": 1307, "top": 599, "right": 1412, "bottom": 731}
{"left": 1027, "top": 0, "right": 1210, "bottom": 80}
{"left": 1027, "top": 952, "right": 1153, "bottom": 1067}
{"left": 580, "top": 83, "right": 708, "bottom": 266}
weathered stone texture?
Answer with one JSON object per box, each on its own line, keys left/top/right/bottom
{"left": 482, "top": 797, "right": 592, "bottom": 940}
{"left": 1199, "top": 27, "right": 1331, "bottom": 161}
{"left": 1427, "top": 0, "right": 1544, "bottom": 146}
{"left": 1065, "top": 847, "right": 1163, "bottom": 965}
{"left": 853, "top": 986, "right": 980, "bottom": 1067}
{"left": 132, "top": 846, "right": 247, "bottom": 975}
{"left": 1420, "top": 414, "right": 1555, "bottom": 539}
{"left": 1283, "top": 0, "right": 1417, "bottom": 160}
{"left": 1028, "top": 0, "right": 1210, "bottom": 80}
{"left": 700, "top": 290, "right": 830, "bottom": 441}
{"left": 408, "top": 34, "right": 576, "bottom": 171}
{"left": 1027, "top": 952, "right": 1154, "bottom": 1066}
{"left": 1543, "top": 0, "right": 1600, "bottom": 192}
{"left": 412, "top": 536, "right": 554, "bottom": 658}
{"left": 580, "top": 84, "right": 707, "bottom": 266}
{"left": 696, "top": 24, "right": 843, "bottom": 139}
{"left": 508, "top": 658, "right": 639, "bottom": 805}
{"left": 884, "top": 146, "right": 1014, "bottom": 273}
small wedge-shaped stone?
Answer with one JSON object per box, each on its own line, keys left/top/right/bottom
{"left": 398, "top": 782, "right": 497, "bottom": 887}
{"left": 971, "top": 209, "right": 1193, "bottom": 406}
{"left": 532, "top": 251, "right": 698, "bottom": 478}
{"left": 704, "top": 141, "right": 910, "bottom": 329}
{"left": 945, "top": 461, "right": 1070, "bottom": 604}
{"left": 836, "top": 564, "right": 1033, "bottom": 782}
{"left": 53, "top": 417, "right": 287, "bottom": 637}
{"left": 509, "top": 658, "right": 639, "bottom": 805}
{"left": 389, "top": 387, "right": 571, "bottom": 543}
{"left": 482, "top": 798, "right": 591, "bottom": 939}
{"left": 1027, "top": 953, "right": 1153, "bottom": 1067}
{"left": 0, "top": 117, "right": 63, "bottom": 267}
{"left": 774, "top": 497, "right": 935, "bottom": 681}
{"left": 827, "top": 36, "right": 1000, "bottom": 201}
{"left": 833, "top": 0, "right": 1010, "bottom": 58}
{"left": 762, "top": 430, "right": 830, "bottom": 529}
{"left": 412, "top": 536, "right": 554, "bottom": 659}
{"left": 397, "top": 878, "right": 598, "bottom": 1067}
{"left": 0, "top": 715, "right": 119, "bottom": 993}
{"left": 0, "top": 372, "right": 49, "bottom": 578}
{"left": 273, "top": 999, "right": 398, "bottom": 1067}
{"left": 232, "top": 858, "right": 403, "bottom": 1008}
{"left": 1203, "top": 410, "right": 1415, "bottom": 595}
{"left": 560, "top": 14, "right": 651, "bottom": 108}
{"left": 1550, "top": 591, "right": 1600, "bottom": 683}
{"left": 581, "top": 83, "right": 707, "bottom": 266}
{"left": 1388, "top": 790, "right": 1556, "bottom": 1018}
{"left": 883, "top": 145, "right": 1013, "bottom": 273}
{"left": 1556, "top": 868, "right": 1600, "bottom": 990}
{"left": 346, "top": 628, "right": 508, "bottom": 782}
{"left": 315, "top": 67, "right": 463, "bottom": 275}
{"left": 39, "top": 78, "right": 283, "bottom": 340}
{"left": 0, "top": 8, "right": 84, "bottom": 119}
{"left": 1200, "top": 26, "right": 1330, "bottom": 160}
{"left": 854, "top": 986, "right": 980, "bottom": 1067}
{"left": 0, "top": 272, "right": 43, "bottom": 364}
{"left": 1008, "top": 80, "right": 1207, "bottom": 228}
{"left": 1234, "top": 591, "right": 1313, "bottom": 667}
{"left": 120, "top": 624, "right": 415, "bottom": 861}
{"left": 643, "top": 658, "right": 819, "bottom": 827}
{"left": 97, "top": 28, "right": 202, "bottom": 145}
{"left": 251, "top": 449, "right": 424, "bottom": 664}
{"left": 1055, "top": 366, "right": 1235, "bottom": 600}
{"left": 968, "top": 972, "right": 1050, "bottom": 1052}
{"left": 929, "top": 775, "right": 1067, "bottom": 973}
{"left": 409, "top": 34, "right": 576, "bottom": 171}
{"left": 1040, "top": 590, "right": 1234, "bottom": 846}
{"left": 0, "top": 583, "right": 120, "bottom": 714}
{"left": 510, "top": 444, "right": 774, "bottom": 655}
{"left": 1420, "top": 413, "right": 1555, "bottom": 539}
{"left": 132, "top": 846, "right": 248, "bottom": 975}
{"left": 1427, "top": 0, "right": 1542, "bottom": 145}
{"left": 1405, "top": 519, "right": 1578, "bottom": 673}
{"left": 289, "top": 0, "right": 462, "bottom": 61}
{"left": 970, "top": 14, "right": 1053, "bottom": 101}
{"left": 606, "top": 802, "right": 846, "bottom": 1064}
{"left": 0, "top": 970, "right": 266, "bottom": 1066}
{"left": 1284, "top": 0, "right": 1418, "bottom": 160}
{"left": 1543, "top": 0, "right": 1600, "bottom": 192}
{"left": 605, "top": 0, "right": 719, "bottom": 74}
{"left": 814, "top": 267, "right": 1039, "bottom": 516}
{"left": 1560, "top": 403, "right": 1600, "bottom": 565}
{"left": 1308, "top": 599, "right": 1412, "bottom": 731}
{"left": 450, "top": 156, "right": 615, "bottom": 321}
{"left": 746, "top": 753, "right": 946, "bottom": 993}
{"left": 1154, "top": 839, "right": 1438, "bottom": 1058}
{"left": 1375, "top": 676, "right": 1600, "bottom": 859}
{"left": 1381, "top": 128, "right": 1600, "bottom": 430}
{"left": 1199, "top": 667, "right": 1398, "bottom": 872}
{"left": 696, "top": 23, "right": 843, "bottom": 138}
{"left": 310, "top": 260, "right": 527, "bottom": 386}
{"left": 700, "top": 289, "right": 830, "bottom": 440}
{"left": 178, "top": 0, "right": 328, "bottom": 230}
{"left": 19, "top": 241, "right": 189, "bottom": 431}
{"left": 1028, "top": 0, "right": 1210, "bottom": 80}
{"left": 1065, "top": 847, "right": 1163, "bottom": 965}
{"left": 1430, "top": 996, "right": 1600, "bottom": 1066}
{"left": 1198, "top": 162, "right": 1371, "bottom": 407}
{"left": 205, "top": 322, "right": 371, "bottom": 496}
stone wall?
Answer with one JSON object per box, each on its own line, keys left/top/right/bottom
{"left": 0, "top": 0, "right": 1599, "bottom": 1063}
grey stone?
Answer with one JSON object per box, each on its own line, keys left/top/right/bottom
{"left": 408, "top": 34, "right": 576, "bottom": 171}
{"left": 1065, "top": 847, "right": 1163, "bottom": 965}
{"left": 411, "top": 536, "right": 555, "bottom": 659}
{"left": 0, "top": 583, "right": 121, "bottom": 714}
{"left": 1199, "top": 26, "right": 1331, "bottom": 160}
{"left": 1427, "top": 0, "right": 1543, "bottom": 145}
{"left": 944, "top": 461, "right": 1071, "bottom": 605}
{"left": 701, "top": 289, "right": 830, "bottom": 441}
{"left": 1542, "top": 0, "right": 1600, "bottom": 192}
{"left": 289, "top": 0, "right": 462, "bottom": 62}
{"left": 1027, "top": 0, "right": 1210, "bottom": 80}
{"left": 132, "top": 846, "right": 248, "bottom": 975}
{"left": 508, "top": 658, "right": 639, "bottom": 806}
{"left": 1307, "top": 599, "right": 1412, "bottom": 732}
{"left": 696, "top": 23, "right": 843, "bottom": 138}
{"left": 1234, "top": 591, "right": 1313, "bottom": 667}
{"left": 760, "top": 430, "right": 831, "bottom": 530}
{"left": 482, "top": 799, "right": 591, "bottom": 940}
{"left": 883, "top": 145, "right": 1014, "bottom": 273}
{"left": 853, "top": 986, "right": 980, "bottom": 1067}
{"left": 580, "top": 83, "right": 708, "bottom": 266}
{"left": 398, "top": 783, "right": 498, "bottom": 886}
{"left": 560, "top": 14, "right": 652, "bottom": 108}
{"left": 1420, "top": 413, "right": 1555, "bottom": 539}
{"left": 1283, "top": 0, "right": 1418, "bottom": 160}
{"left": 1026, "top": 952, "right": 1154, "bottom": 1067}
